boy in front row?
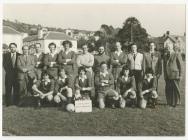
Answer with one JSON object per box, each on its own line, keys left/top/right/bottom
{"left": 54, "top": 68, "right": 73, "bottom": 105}
{"left": 95, "top": 62, "right": 120, "bottom": 109}
{"left": 140, "top": 68, "right": 158, "bottom": 109}
{"left": 32, "top": 72, "right": 54, "bottom": 107}
{"left": 117, "top": 65, "right": 137, "bottom": 108}
{"left": 74, "top": 66, "right": 93, "bottom": 100}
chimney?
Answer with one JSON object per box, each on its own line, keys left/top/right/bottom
{"left": 66, "top": 29, "right": 72, "bottom": 37}
{"left": 38, "top": 28, "right": 48, "bottom": 39}
{"left": 166, "top": 31, "right": 170, "bottom": 36}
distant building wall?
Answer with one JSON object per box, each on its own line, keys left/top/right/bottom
{"left": 23, "top": 40, "right": 45, "bottom": 53}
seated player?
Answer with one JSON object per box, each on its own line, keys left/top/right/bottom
{"left": 32, "top": 72, "right": 54, "bottom": 107}
{"left": 140, "top": 68, "right": 158, "bottom": 109}
{"left": 54, "top": 68, "right": 73, "bottom": 105}
{"left": 74, "top": 66, "right": 92, "bottom": 100}
{"left": 95, "top": 61, "right": 120, "bottom": 109}
{"left": 117, "top": 65, "right": 137, "bottom": 108}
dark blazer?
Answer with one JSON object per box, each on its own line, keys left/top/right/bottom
{"left": 3, "top": 52, "right": 21, "bottom": 74}
{"left": 43, "top": 53, "right": 58, "bottom": 78}
{"left": 163, "top": 52, "right": 182, "bottom": 80}
{"left": 34, "top": 53, "right": 45, "bottom": 68}
{"left": 110, "top": 51, "right": 128, "bottom": 68}
{"left": 57, "top": 50, "right": 75, "bottom": 73}
{"left": 143, "top": 51, "right": 162, "bottom": 76}
{"left": 17, "top": 54, "right": 36, "bottom": 80}
{"left": 94, "top": 53, "right": 110, "bottom": 73}
{"left": 95, "top": 71, "right": 114, "bottom": 92}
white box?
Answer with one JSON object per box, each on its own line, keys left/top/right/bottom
{"left": 75, "top": 100, "right": 92, "bottom": 113}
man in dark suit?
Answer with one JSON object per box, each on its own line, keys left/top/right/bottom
{"left": 43, "top": 43, "right": 58, "bottom": 79}
{"left": 3, "top": 43, "right": 21, "bottom": 106}
{"left": 143, "top": 42, "right": 162, "bottom": 89}
{"left": 163, "top": 43, "right": 182, "bottom": 107}
{"left": 57, "top": 40, "right": 76, "bottom": 75}
{"left": 17, "top": 45, "right": 36, "bottom": 100}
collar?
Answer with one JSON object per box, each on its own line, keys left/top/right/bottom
{"left": 122, "top": 75, "right": 129, "bottom": 81}
{"left": 11, "top": 52, "right": 16, "bottom": 55}
{"left": 132, "top": 52, "right": 137, "bottom": 55}
{"left": 98, "top": 52, "right": 105, "bottom": 56}
{"left": 50, "top": 52, "right": 56, "bottom": 56}
{"left": 59, "top": 75, "right": 67, "bottom": 81}
{"left": 42, "top": 79, "right": 51, "bottom": 83}
{"left": 144, "top": 75, "right": 154, "bottom": 81}
{"left": 78, "top": 75, "right": 87, "bottom": 81}
{"left": 115, "top": 50, "right": 122, "bottom": 55}
{"left": 64, "top": 49, "right": 71, "bottom": 54}
{"left": 11, "top": 52, "right": 16, "bottom": 56}
{"left": 100, "top": 71, "right": 109, "bottom": 77}
{"left": 34, "top": 52, "right": 41, "bottom": 56}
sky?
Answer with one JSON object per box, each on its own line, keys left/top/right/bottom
{"left": 3, "top": 4, "right": 186, "bottom": 37}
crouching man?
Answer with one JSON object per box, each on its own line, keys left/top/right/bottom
{"left": 95, "top": 62, "right": 120, "bottom": 109}
{"left": 140, "top": 68, "right": 158, "bottom": 109}
{"left": 32, "top": 72, "right": 54, "bottom": 107}
{"left": 74, "top": 66, "right": 93, "bottom": 100}
{"left": 117, "top": 65, "right": 137, "bottom": 108}
{"left": 54, "top": 68, "right": 73, "bottom": 105}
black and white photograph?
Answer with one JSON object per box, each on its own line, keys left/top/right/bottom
{"left": 1, "top": 1, "right": 187, "bottom": 137}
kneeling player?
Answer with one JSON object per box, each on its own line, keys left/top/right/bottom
{"left": 54, "top": 68, "right": 73, "bottom": 105}
{"left": 117, "top": 65, "right": 137, "bottom": 108}
{"left": 32, "top": 72, "right": 54, "bottom": 107}
{"left": 74, "top": 66, "right": 92, "bottom": 100}
{"left": 140, "top": 68, "right": 158, "bottom": 109}
{"left": 95, "top": 62, "right": 120, "bottom": 109}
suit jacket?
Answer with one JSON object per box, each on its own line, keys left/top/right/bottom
{"left": 94, "top": 53, "right": 110, "bottom": 73}
{"left": 17, "top": 54, "right": 36, "bottom": 80}
{"left": 110, "top": 51, "right": 128, "bottom": 68}
{"left": 95, "top": 71, "right": 114, "bottom": 92}
{"left": 143, "top": 51, "right": 162, "bottom": 76}
{"left": 163, "top": 52, "right": 182, "bottom": 80}
{"left": 3, "top": 52, "right": 21, "bottom": 78}
{"left": 3, "top": 52, "right": 20, "bottom": 72}
{"left": 57, "top": 50, "right": 75, "bottom": 73}
{"left": 34, "top": 52, "right": 45, "bottom": 68}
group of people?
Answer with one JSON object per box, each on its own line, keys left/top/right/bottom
{"left": 3, "top": 40, "right": 183, "bottom": 110}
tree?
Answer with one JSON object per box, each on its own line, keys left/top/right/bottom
{"left": 116, "top": 17, "right": 149, "bottom": 51}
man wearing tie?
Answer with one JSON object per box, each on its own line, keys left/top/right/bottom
{"left": 163, "top": 43, "right": 182, "bottom": 107}
{"left": 127, "top": 44, "right": 144, "bottom": 106}
{"left": 143, "top": 42, "right": 162, "bottom": 90}
{"left": 3, "top": 43, "right": 21, "bottom": 106}
{"left": 17, "top": 45, "right": 36, "bottom": 101}
{"left": 34, "top": 43, "right": 45, "bottom": 80}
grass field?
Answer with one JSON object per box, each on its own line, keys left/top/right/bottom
{"left": 2, "top": 63, "right": 185, "bottom": 136}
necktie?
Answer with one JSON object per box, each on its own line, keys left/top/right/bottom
{"left": 151, "top": 53, "right": 154, "bottom": 60}
{"left": 133, "top": 54, "right": 136, "bottom": 61}
{"left": 167, "top": 52, "right": 170, "bottom": 60}
{"left": 12, "top": 53, "right": 16, "bottom": 67}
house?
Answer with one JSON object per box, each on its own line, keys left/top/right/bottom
{"left": 23, "top": 28, "right": 77, "bottom": 54}
{"left": 3, "top": 26, "right": 24, "bottom": 53}
{"left": 150, "top": 31, "right": 186, "bottom": 54}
